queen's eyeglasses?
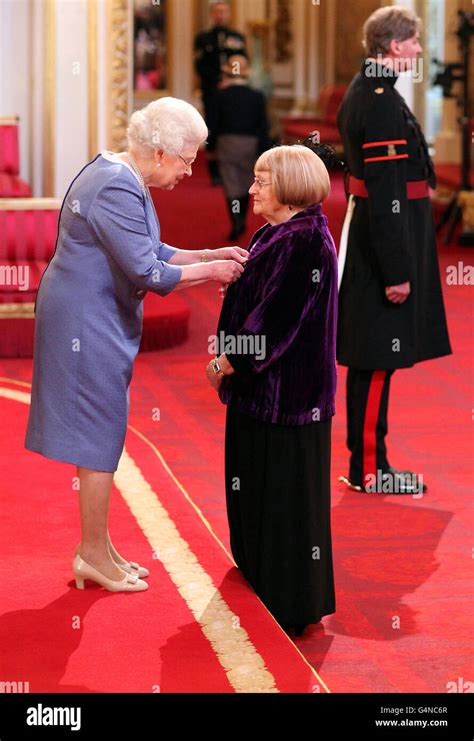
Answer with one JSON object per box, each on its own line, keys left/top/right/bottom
{"left": 177, "top": 154, "right": 196, "bottom": 172}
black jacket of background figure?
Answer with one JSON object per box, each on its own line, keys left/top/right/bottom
{"left": 207, "top": 83, "right": 270, "bottom": 154}
{"left": 335, "top": 60, "right": 451, "bottom": 369}
{"left": 194, "top": 25, "right": 247, "bottom": 95}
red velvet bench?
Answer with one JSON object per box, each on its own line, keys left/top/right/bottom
{"left": 281, "top": 84, "right": 347, "bottom": 147}
{"left": 0, "top": 116, "right": 32, "bottom": 197}
{"left": 0, "top": 198, "right": 190, "bottom": 357}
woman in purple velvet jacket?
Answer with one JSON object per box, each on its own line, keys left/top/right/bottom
{"left": 205, "top": 144, "right": 338, "bottom": 636}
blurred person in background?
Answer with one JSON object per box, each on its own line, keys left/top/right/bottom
{"left": 209, "top": 54, "right": 270, "bottom": 240}
{"left": 194, "top": 0, "right": 247, "bottom": 185}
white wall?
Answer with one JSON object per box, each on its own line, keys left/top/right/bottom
{"left": 0, "top": 0, "right": 91, "bottom": 196}
{"left": 54, "top": 0, "right": 89, "bottom": 196}
{"left": 0, "top": 0, "right": 32, "bottom": 183}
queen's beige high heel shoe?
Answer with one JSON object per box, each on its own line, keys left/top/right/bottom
{"left": 118, "top": 561, "right": 150, "bottom": 579}
{"left": 74, "top": 544, "right": 150, "bottom": 579}
{"left": 73, "top": 553, "right": 148, "bottom": 592}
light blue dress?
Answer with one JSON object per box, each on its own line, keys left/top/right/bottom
{"left": 25, "top": 153, "right": 182, "bottom": 472}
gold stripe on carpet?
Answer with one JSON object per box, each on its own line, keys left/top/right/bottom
{"left": 0, "top": 377, "right": 33, "bottom": 388}
{"left": 128, "top": 424, "right": 235, "bottom": 564}
{"left": 0, "top": 386, "right": 31, "bottom": 404}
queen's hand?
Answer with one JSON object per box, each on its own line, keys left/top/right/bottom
{"left": 210, "top": 246, "right": 249, "bottom": 264}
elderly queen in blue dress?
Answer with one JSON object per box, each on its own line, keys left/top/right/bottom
{"left": 25, "top": 97, "right": 247, "bottom": 593}
{"left": 206, "top": 144, "right": 338, "bottom": 636}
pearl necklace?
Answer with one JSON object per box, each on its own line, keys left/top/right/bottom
{"left": 125, "top": 152, "right": 148, "bottom": 197}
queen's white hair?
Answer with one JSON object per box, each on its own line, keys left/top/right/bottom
{"left": 127, "top": 97, "right": 208, "bottom": 156}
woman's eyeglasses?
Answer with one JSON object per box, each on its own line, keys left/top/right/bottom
{"left": 253, "top": 177, "right": 271, "bottom": 189}
{"left": 177, "top": 154, "right": 195, "bottom": 171}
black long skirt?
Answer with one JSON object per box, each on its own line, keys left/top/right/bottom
{"left": 225, "top": 405, "right": 336, "bottom": 627}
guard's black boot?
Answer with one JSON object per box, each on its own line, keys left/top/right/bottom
{"left": 339, "top": 469, "right": 426, "bottom": 495}
{"left": 293, "top": 624, "right": 308, "bottom": 637}
{"left": 387, "top": 467, "right": 427, "bottom": 494}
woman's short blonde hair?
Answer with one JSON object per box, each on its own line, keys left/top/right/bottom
{"left": 363, "top": 6, "right": 421, "bottom": 57}
{"left": 127, "top": 97, "right": 208, "bottom": 156}
{"left": 255, "top": 145, "right": 330, "bottom": 207}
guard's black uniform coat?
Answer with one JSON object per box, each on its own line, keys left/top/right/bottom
{"left": 194, "top": 25, "right": 247, "bottom": 162}
{"left": 336, "top": 60, "right": 451, "bottom": 370}
{"left": 194, "top": 25, "right": 247, "bottom": 100}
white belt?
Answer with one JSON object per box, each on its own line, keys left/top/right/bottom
{"left": 337, "top": 194, "right": 355, "bottom": 291}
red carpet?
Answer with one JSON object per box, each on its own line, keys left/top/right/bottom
{"left": 0, "top": 379, "right": 323, "bottom": 692}
{"left": 0, "top": 154, "right": 472, "bottom": 693}
{"left": 140, "top": 292, "right": 190, "bottom": 352}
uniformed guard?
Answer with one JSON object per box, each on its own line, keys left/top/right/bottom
{"left": 194, "top": 1, "right": 247, "bottom": 185}
{"left": 336, "top": 6, "right": 452, "bottom": 496}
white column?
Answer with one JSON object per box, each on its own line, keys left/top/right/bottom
{"left": 434, "top": 0, "right": 460, "bottom": 163}
{"left": 324, "top": 0, "right": 335, "bottom": 87}
{"left": 234, "top": 0, "right": 266, "bottom": 31}
{"left": 170, "top": 0, "right": 195, "bottom": 101}
{"left": 306, "top": 0, "right": 321, "bottom": 112}
{"left": 291, "top": 0, "right": 307, "bottom": 114}
{"left": 391, "top": 0, "right": 415, "bottom": 110}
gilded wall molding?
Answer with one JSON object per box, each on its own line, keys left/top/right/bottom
{"left": 275, "top": 0, "right": 292, "bottom": 63}
{"left": 133, "top": 0, "right": 175, "bottom": 105}
{"left": 106, "top": 0, "right": 131, "bottom": 152}
{"left": 0, "top": 116, "right": 20, "bottom": 125}
{"left": 43, "top": 0, "right": 55, "bottom": 196}
{"left": 0, "top": 197, "right": 61, "bottom": 210}
{"left": 0, "top": 304, "right": 35, "bottom": 319}
{"left": 88, "top": 0, "right": 98, "bottom": 159}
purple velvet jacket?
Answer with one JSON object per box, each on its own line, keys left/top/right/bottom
{"left": 217, "top": 203, "right": 338, "bottom": 425}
